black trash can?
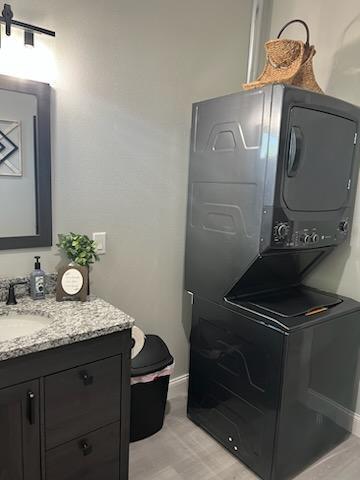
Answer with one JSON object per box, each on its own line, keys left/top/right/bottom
{"left": 130, "top": 335, "right": 174, "bottom": 442}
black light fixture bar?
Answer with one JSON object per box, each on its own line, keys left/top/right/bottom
{"left": 8, "top": 18, "right": 56, "bottom": 37}
{"left": 0, "top": 3, "right": 55, "bottom": 38}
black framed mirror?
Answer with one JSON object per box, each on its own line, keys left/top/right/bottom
{"left": 0, "top": 74, "right": 52, "bottom": 250}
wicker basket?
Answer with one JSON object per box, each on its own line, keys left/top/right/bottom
{"left": 243, "top": 19, "right": 323, "bottom": 93}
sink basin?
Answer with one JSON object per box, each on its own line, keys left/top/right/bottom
{"left": 0, "top": 313, "right": 51, "bottom": 342}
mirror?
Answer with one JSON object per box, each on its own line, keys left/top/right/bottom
{"left": 0, "top": 75, "right": 52, "bottom": 250}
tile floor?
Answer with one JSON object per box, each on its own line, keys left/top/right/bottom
{"left": 129, "top": 393, "right": 360, "bottom": 480}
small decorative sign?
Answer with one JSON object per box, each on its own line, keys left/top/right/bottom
{"left": 56, "top": 264, "right": 88, "bottom": 302}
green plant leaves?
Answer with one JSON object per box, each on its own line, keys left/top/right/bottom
{"left": 56, "top": 232, "right": 100, "bottom": 267}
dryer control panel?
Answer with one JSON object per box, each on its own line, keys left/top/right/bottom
{"left": 271, "top": 219, "right": 350, "bottom": 249}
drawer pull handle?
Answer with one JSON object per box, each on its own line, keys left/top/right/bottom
{"left": 79, "top": 370, "right": 94, "bottom": 386}
{"left": 79, "top": 439, "right": 93, "bottom": 456}
{"left": 27, "top": 390, "right": 36, "bottom": 425}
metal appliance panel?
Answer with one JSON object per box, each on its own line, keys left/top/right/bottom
{"left": 188, "top": 296, "right": 284, "bottom": 480}
{"left": 188, "top": 295, "right": 360, "bottom": 480}
{"left": 282, "top": 107, "right": 356, "bottom": 212}
{"left": 185, "top": 86, "right": 360, "bottom": 301}
{"left": 185, "top": 88, "right": 271, "bottom": 300}
{"left": 264, "top": 86, "right": 360, "bottom": 252}
{"left": 272, "top": 310, "right": 360, "bottom": 480}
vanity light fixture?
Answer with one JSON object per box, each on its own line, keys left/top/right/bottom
{"left": 0, "top": 3, "right": 55, "bottom": 47}
{"left": 24, "top": 30, "right": 34, "bottom": 47}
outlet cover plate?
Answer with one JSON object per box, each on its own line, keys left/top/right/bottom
{"left": 93, "top": 232, "right": 106, "bottom": 255}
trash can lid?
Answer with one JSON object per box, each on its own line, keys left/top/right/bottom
{"left": 131, "top": 334, "right": 174, "bottom": 377}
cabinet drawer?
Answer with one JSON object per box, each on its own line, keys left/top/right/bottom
{"left": 45, "top": 355, "right": 122, "bottom": 449}
{"left": 46, "top": 422, "right": 120, "bottom": 480}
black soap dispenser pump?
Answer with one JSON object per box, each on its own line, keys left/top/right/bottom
{"left": 30, "top": 256, "right": 46, "bottom": 300}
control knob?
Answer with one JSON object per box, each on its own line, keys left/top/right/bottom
{"left": 300, "top": 233, "right": 312, "bottom": 244}
{"left": 311, "top": 233, "right": 320, "bottom": 244}
{"left": 339, "top": 220, "right": 349, "bottom": 233}
{"left": 275, "top": 223, "right": 289, "bottom": 239}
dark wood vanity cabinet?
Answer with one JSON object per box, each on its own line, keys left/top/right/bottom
{"left": 0, "top": 330, "right": 131, "bottom": 480}
{"left": 0, "top": 380, "right": 41, "bottom": 480}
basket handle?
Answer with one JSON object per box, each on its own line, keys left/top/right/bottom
{"left": 277, "top": 19, "right": 310, "bottom": 48}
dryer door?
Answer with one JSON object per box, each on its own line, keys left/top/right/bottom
{"left": 282, "top": 107, "right": 356, "bottom": 212}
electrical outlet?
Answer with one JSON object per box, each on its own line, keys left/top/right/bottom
{"left": 92, "top": 232, "right": 106, "bottom": 255}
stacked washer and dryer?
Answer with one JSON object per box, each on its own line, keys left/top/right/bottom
{"left": 185, "top": 85, "right": 360, "bottom": 480}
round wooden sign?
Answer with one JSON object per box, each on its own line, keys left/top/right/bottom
{"left": 61, "top": 268, "right": 84, "bottom": 295}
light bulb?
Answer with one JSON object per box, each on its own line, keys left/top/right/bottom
{"left": 24, "top": 30, "right": 34, "bottom": 48}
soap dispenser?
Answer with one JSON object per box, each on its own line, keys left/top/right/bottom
{"left": 30, "top": 256, "right": 46, "bottom": 300}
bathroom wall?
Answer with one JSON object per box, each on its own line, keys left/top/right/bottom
{"left": 0, "top": 0, "right": 254, "bottom": 376}
{"left": 270, "top": 0, "right": 360, "bottom": 413}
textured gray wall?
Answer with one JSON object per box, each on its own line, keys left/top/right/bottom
{"left": 0, "top": 0, "right": 253, "bottom": 376}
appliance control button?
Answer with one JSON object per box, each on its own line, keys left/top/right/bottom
{"left": 311, "top": 233, "right": 320, "bottom": 243}
{"left": 275, "top": 223, "right": 289, "bottom": 239}
{"left": 301, "top": 234, "right": 311, "bottom": 244}
{"left": 339, "top": 221, "right": 349, "bottom": 233}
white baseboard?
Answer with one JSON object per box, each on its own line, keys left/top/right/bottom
{"left": 352, "top": 413, "right": 360, "bottom": 437}
{"left": 168, "top": 374, "right": 189, "bottom": 400}
{"left": 308, "top": 389, "right": 360, "bottom": 438}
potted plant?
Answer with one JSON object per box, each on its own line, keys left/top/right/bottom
{"left": 57, "top": 233, "right": 99, "bottom": 294}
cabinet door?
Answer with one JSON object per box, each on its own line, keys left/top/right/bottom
{"left": 0, "top": 380, "right": 41, "bottom": 480}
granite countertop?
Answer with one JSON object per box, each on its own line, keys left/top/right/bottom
{"left": 0, "top": 295, "right": 134, "bottom": 362}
